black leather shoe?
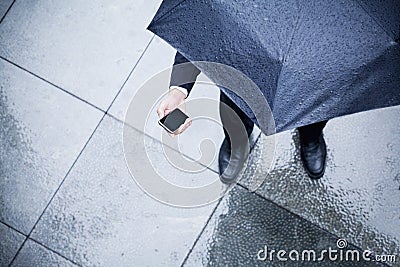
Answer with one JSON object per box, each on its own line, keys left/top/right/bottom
{"left": 299, "top": 134, "right": 327, "bottom": 179}
{"left": 218, "top": 138, "right": 249, "bottom": 184}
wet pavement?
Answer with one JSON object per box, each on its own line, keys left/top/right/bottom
{"left": 1, "top": 0, "right": 399, "bottom": 266}
{"left": 239, "top": 107, "right": 400, "bottom": 259}
{"left": 184, "top": 186, "right": 387, "bottom": 267}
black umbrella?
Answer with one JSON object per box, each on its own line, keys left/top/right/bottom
{"left": 147, "top": 0, "right": 400, "bottom": 134}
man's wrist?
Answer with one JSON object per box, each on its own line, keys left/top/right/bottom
{"left": 169, "top": 86, "right": 188, "bottom": 98}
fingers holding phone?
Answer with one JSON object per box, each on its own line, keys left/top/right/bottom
{"left": 157, "top": 88, "right": 191, "bottom": 135}
{"left": 158, "top": 107, "right": 191, "bottom": 135}
{"left": 174, "top": 117, "right": 192, "bottom": 135}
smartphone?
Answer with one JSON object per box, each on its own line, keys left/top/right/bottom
{"left": 158, "top": 108, "right": 189, "bottom": 134}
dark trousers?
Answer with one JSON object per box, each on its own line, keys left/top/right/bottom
{"left": 298, "top": 120, "right": 327, "bottom": 143}
{"left": 220, "top": 91, "right": 254, "bottom": 141}
{"left": 220, "top": 91, "right": 327, "bottom": 142}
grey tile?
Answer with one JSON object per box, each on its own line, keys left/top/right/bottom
{"left": 241, "top": 107, "right": 400, "bottom": 258}
{"left": 31, "top": 116, "right": 221, "bottom": 266}
{"left": 108, "top": 36, "right": 177, "bottom": 121}
{"left": 238, "top": 131, "right": 275, "bottom": 191}
{"left": 0, "top": 0, "right": 13, "bottom": 20}
{"left": 0, "top": 223, "right": 25, "bottom": 267}
{"left": 109, "top": 36, "right": 261, "bottom": 172}
{"left": 0, "top": 58, "right": 103, "bottom": 234}
{"left": 295, "top": 220, "right": 386, "bottom": 267}
{"left": 184, "top": 186, "right": 385, "bottom": 267}
{"left": 0, "top": 0, "right": 160, "bottom": 110}
{"left": 12, "top": 239, "right": 75, "bottom": 267}
{"left": 184, "top": 186, "right": 298, "bottom": 267}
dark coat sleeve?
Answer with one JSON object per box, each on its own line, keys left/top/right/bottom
{"left": 169, "top": 52, "right": 201, "bottom": 95}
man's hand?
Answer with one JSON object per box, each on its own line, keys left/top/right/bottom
{"left": 157, "top": 88, "right": 192, "bottom": 135}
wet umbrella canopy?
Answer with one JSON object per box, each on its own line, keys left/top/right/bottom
{"left": 148, "top": 0, "right": 400, "bottom": 134}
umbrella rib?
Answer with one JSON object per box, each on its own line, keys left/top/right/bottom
{"left": 151, "top": 0, "right": 189, "bottom": 25}
{"left": 284, "top": 0, "right": 302, "bottom": 58}
{"left": 352, "top": 0, "right": 396, "bottom": 41}
{"left": 273, "top": 0, "right": 301, "bottom": 110}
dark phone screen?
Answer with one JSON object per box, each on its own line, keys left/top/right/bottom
{"left": 159, "top": 108, "right": 189, "bottom": 132}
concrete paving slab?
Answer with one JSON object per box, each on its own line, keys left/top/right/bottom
{"left": 184, "top": 186, "right": 383, "bottom": 266}
{"left": 184, "top": 186, "right": 298, "bottom": 267}
{"left": 0, "top": 58, "right": 103, "bottom": 234}
{"left": 108, "top": 36, "right": 176, "bottom": 121}
{"left": 109, "top": 36, "right": 260, "bottom": 172}
{"left": 0, "top": 223, "right": 25, "bottom": 267}
{"left": 11, "top": 239, "right": 76, "bottom": 267}
{"left": 31, "top": 116, "right": 220, "bottom": 266}
{"left": 0, "top": 0, "right": 13, "bottom": 21}
{"left": 240, "top": 106, "right": 400, "bottom": 258}
{"left": 294, "top": 218, "right": 386, "bottom": 267}
{"left": 0, "top": 0, "right": 160, "bottom": 110}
